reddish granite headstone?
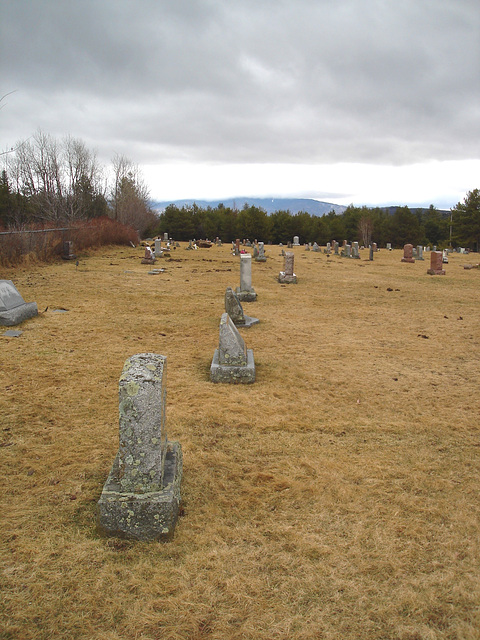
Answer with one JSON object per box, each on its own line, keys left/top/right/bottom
{"left": 427, "top": 251, "right": 446, "bottom": 275}
{"left": 401, "top": 244, "right": 415, "bottom": 263}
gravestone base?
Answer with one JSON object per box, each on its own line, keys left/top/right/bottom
{"left": 427, "top": 268, "right": 446, "bottom": 276}
{"left": 141, "top": 258, "right": 156, "bottom": 265}
{"left": 0, "top": 301, "right": 38, "bottom": 326}
{"left": 278, "top": 271, "right": 297, "bottom": 284}
{"left": 235, "top": 315, "right": 259, "bottom": 328}
{"left": 255, "top": 256, "right": 267, "bottom": 262}
{"left": 210, "top": 348, "right": 255, "bottom": 383}
{"left": 401, "top": 257, "right": 415, "bottom": 263}
{"left": 235, "top": 288, "right": 257, "bottom": 302}
{"left": 97, "top": 441, "right": 182, "bottom": 541}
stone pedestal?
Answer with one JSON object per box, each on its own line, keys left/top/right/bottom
{"left": 0, "top": 280, "right": 38, "bottom": 326}
{"left": 427, "top": 251, "right": 446, "bottom": 275}
{"left": 210, "top": 313, "right": 255, "bottom": 383}
{"left": 97, "top": 354, "right": 182, "bottom": 541}
{"left": 401, "top": 244, "right": 415, "bottom": 263}
{"left": 236, "top": 254, "right": 257, "bottom": 301}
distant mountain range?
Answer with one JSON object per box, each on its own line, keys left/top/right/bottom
{"left": 150, "top": 197, "right": 347, "bottom": 216}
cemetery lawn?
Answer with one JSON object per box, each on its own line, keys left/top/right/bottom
{"left": 1, "top": 244, "right": 479, "bottom": 640}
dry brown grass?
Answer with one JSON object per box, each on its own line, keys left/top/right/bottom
{"left": 1, "top": 244, "right": 479, "bottom": 640}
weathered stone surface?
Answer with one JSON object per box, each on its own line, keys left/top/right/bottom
{"left": 427, "top": 251, "right": 446, "bottom": 275}
{"left": 62, "top": 241, "right": 76, "bottom": 260}
{"left": 401, "top": 244, "right": 415, "bottom": 263}
{"left": 293, "top": 236, "right": 300, "bottom": 246}
{"left": 236, "top": 254, "right": 257, "bottom": 301}
{"left": 0, "top": 280, "right": 38, "bottom": 326}
{"left": 278, "top": 251, "right": 297, "bottom": 283}
{"left": 210, "top": 313, "right": 255, "bottom": 383}
{"left": 97, "top": 353, "right": 182, "bottom": 541}
{"left": 416, "top": 245, "right": 424, "bottom": 260}
{"left": 255, "top": 242, "right": 266, "bottom": 262}
{"left": 224, "top": 287, "right": 259, "bottom": 328}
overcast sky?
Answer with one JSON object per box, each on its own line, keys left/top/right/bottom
{"left": 1, "top": 0, "right": 479, "bottom": 208}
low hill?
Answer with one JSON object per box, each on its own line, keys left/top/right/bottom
{"left": 151, "top": 197, "right": 347, "bottom": 216}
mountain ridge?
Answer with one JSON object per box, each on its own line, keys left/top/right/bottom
{"left": 151, "top": 197, "right": 347, "bottom": 216}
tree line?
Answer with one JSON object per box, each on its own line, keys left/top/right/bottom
{"left": 0, "top": 131, "right": 156, "bottom": 236}
{"left": 153, "top": 191, "right": 480, "bottom": 250}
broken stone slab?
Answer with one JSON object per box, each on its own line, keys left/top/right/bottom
{"left": 278, "top": 252, "right": 297, "bottom": 284}
{"left": 0, "top": 280, "right": 38, "bottom": 326}
{"left": 3, "top": 329, "right": 23, "bottom": 337}
{"left": 210, "top": 313, "right": 255, "bottom": 383}
{"left": 225, "top": 287, "right": 259, "bottom": 328}
{"left": 97, "top": 353, "right": 182, "bottom": 541}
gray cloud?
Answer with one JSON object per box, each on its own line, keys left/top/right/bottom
{"left": 1, "top": 0, "right": 479, "bottom": 167}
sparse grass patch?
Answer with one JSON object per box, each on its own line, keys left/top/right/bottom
{"left": 1, "top": 244, "right": 479, "bottom": 640}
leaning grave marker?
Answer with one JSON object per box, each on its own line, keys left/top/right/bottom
{"left": 210, "top": 313, "right": 255, "bottom": 384}
{"left": 97, "top": 353, "right": 183, "bottom": 541}
{"left": 225, "top": 287, "right": 259, "bottom": 328}
{"left": 0, "top": 280, "right": 38, "bottom": 327}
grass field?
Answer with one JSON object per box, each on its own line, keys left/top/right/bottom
{"left": 1, "top": 243, "right": 479, "bottom": 640}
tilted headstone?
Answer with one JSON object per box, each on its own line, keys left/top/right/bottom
{"left": 236, "top": 253, "right": 257, "bottom": 301}
{"left": 0, "top": 280, "right": 38, "bottom": 327}
{"left": 97, "top": 353, "right": 182, "bottom": 541}
{"left": 401, "top": 244, "right": 415, "bottom": 263}
{"left": 210, "top": 313, "right": 255, "bottom": 383}
{"left": 225, "top": 287, "right": 258, "bottom": 328}
{"left": 278, "top": 251, "right": 297, "bottom": 283}
{"left": 427, "top": 251, "right": 446, "bottom": 275}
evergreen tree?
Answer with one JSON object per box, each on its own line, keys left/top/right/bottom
{"left": 451, "top": 189, "right": 480, "bottom": 250}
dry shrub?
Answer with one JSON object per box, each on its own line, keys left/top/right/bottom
{"left": 0, "top": 218, "right": 139, "bottom": 267}
{"left": 0, "top": 245, "right": 479, "bottom": 640}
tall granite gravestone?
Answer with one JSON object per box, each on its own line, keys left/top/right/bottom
{"left": 236, "top": 254, "right": 257, "bottom": 301}
{"left": 416, "top": 245, "right": 424, "bottom": 261}
{"left": 255, "top": 242, "right": 266, "bottom": 262}
{"left": 154, "top": 239, "right": 163, "bottom": 258}
{"left": 369, "top": 245, "right": 374, "bottom": 261}
{"left": 0, "top": 280, "right": 38, "bottom": 326}
{"left": 225, "top": 287, "right": 259, "bottom": 327}
{"left": 352, "top": 242, "right": 359, "bottom": 259}
{"left": 210, "top": 313, "right": 255, "bottom": 383}
{"left": 97, "top": 353, "right": 182, "bottom": 541}
{"left": 427, "top": 251, "right": 446, "bottom": 275}
{"left": 334, "top": 241, "right": 339, "bottom": 254}
{"left": 278, "top": 251, "right": 297, "bottom": 283}
{"left": 401, "top": 244, "right": 415, "bottom": 263}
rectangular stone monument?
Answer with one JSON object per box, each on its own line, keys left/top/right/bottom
{"left": 427, "top": 251, "right": 446, "bottom": 275}
{"left": 255, "top": 241, "right": 266, "bottom": 262}
{"left": 154, "top": 239, "right": 163, "bottom": 258}
{"left": 401, "top": 244, "right": 415, "bottom": 263}
{"left": 352, "top": 242, "right": 359, "bottom": 259}
{"left": 236, "top": 253, "right": 257, "bottom": 301}
{"left": 369, "top": 245, "right": 374, "bottom": 261}
{"left": 386, "top": 243, "right": 392, "bottom": 250}
{"left": 334, "top": 241, "right": 339, "bottom": 254}
{"left": 163, "top": 232, "right": 168, "bottom": 241}
{"left": 278, "top": 251, "right": 297, "bottom": 283}
{"left": 293, "top": 236, "right": 300, "bottom": 246}
{"left": 97, "top": 353, "right": 182, "bottom": 541}
{"left": 210, "top": 313, "right": 255, "bottom": 383}
{"left": 416, "top": 245, "right": 424, "bottom": 261}
{"left": 0, "top": 280, "right": 38, "bottom": 326}
{"left": 312, "top": 242, "right": 320, "bottom": 252}
{"left": 372, "top": 242, "right": 377, "bottom": 252}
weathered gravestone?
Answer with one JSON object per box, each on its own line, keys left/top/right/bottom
{"left": 293, "top": 236, "right": 300, "bottom": 246}
{"left": 225, "top": 287, "right": 259, "bottom": 327}
{"left": 352, "top": 242, "right": 359, "bottom": 259}
{"left": 163, "top": 232, "right": 169, "bottom": 241}
{"left": 154, "top": 239, "right": 163, "bottom": 258}
{"left": 416, "top": 245, "right": 424, "bottom": 261}
{"left": 97, "top": 353, "right": 183, "bottom": 541}
{"left": 334, "top": 241, "right": 339, "bottom": 254}
{"left": 210, "top": 313, "right": 255, "bottom": 383}
{"left": 278, "top": 251, "right": 297, "bottom": 283}
{"left": 141, "top": 246, "right": 156, "bottom": 264}
{"left": 427, "top": 251, "right": 446, "bottom": 275}
{"left": 236, "top": 253, "right": 257, "bottom": 301}
{"left": 369, "top": 245, "right": 374, "bottom": 261}
{"left": 401, "top": 244, "right": 415, "bottom": 263}
{"left": 312, "top": 242, "right": 320, "bottom": 252}
{"left": 255, "top": 242, "right": 266, "bottom": 262}
{"left": 62, "top": 241, "right": 76, "bottom": 260}
{"left": 0, "top": 280, "right": 38, "bottom": 326}
{"left": 324, "top": 242, "right": 331, "bottom": 255}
